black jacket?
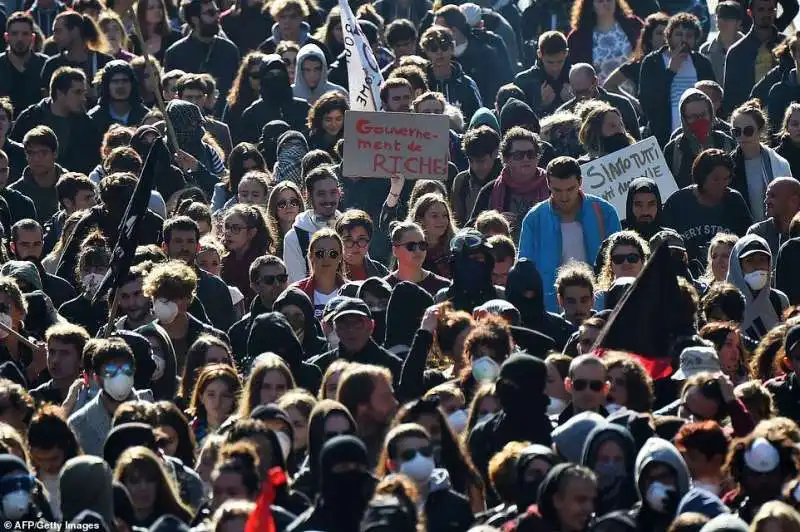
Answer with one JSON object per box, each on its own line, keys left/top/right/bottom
{"left": 766, "top": 372, "right": 800, "bottom": 430}
{"left": 724, "top": 26, "right": 786, "bottom": 115}
{"left": 237, "top": 96, "right": 310, "bottom": 144}
{"left": 639, "top": 47, "right": 716, "bottom": 146}
{"left": 309, "top": 338, "right": 403, "bottom": 383}
{"left": 0, "top": 187, "right": 36, "bottom": 224}
{"left": 776, "top": 237, "right": 800, "bottom": 305}
{"left": 0, "top": 51, "right": 48, "bottom": 116}
{"left": 558, "top": 87, "right": 640, "bottom": 141}
{"left": 768, "top": 68, "right": 800, "bottom": 131}
{"left": 425, "top": 62, "right": 483, "bottom": 126}
{"left": 196, "top": 268, "right": 235, "bottom": 331}
{"left": 220, "top": 3, "right": 272, "bottom": 55}
{"left": 776, "top": 135, "right": 800, "bottom": 178}
{"left": 40, "top": 270, "right": 76, "bottom": 310}
{"left": 514, "top": 61, "right": 571, "bottom": 118}
{"left": 10, "top": 98, "right": 102, "bottom": 173}
{"left": 425, "top": 476, "right": 475, "bottom": 532}
{"left": 59, "top": 294, "right": 108, "bottom": 336}
{"left": 228, "top": 295, "right": 271, "bottom": 369}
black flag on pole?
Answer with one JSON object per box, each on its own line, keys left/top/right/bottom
{"left": 593, "top": 244, "right": 684, "bottom": 379}
{"left": 92, "top": 139, "right": 168, "bottom": 304}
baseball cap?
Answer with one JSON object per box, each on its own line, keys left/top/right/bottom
{"left": 333, "top": 297, "right": 372, "bottom": 321}
{"left": 744, "top": 437, "right": 780, "bottom": 473}
{"left": 672, "top": 345, "right": 722, "bottom": 380}
{"left": 649, "top": 229, "right": 686, "bottom": 252}
{"left": 450, "top": 228, "right": 492, "bottom": 255}
{"left": 738, "top": 238, "right": 771, "bottom": 259}
{"left": 785, "top": 324, "right": 800, "bottom": 355}
{"left": 322, "top": 295, "right": 348, "bottom": 324}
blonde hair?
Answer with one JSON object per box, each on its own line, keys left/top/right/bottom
{"left": 701, "top": 232, "right": 738, "bottom": 284}
{"left": 751, "top": 501, "right": 800, "bottom": 532}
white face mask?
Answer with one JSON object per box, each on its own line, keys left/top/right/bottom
{"left": 447, "top": 409, "right": 469, "bottom": 434}
{"left": 744, "top": 270, "right": 769, "bottom": 291}
{"left": 645, "top": 481, "right": 675, "bottom": 513}
{"left": 326, "top": 330, "right": 340, "bottom": 349}
{"left": 472, "top": 356, "right": 500, "bottom": 382}
{"left": 103, "top": 373, "right": 134, "bottom": 401}
{"left": 276, "top": 431, "right": 292, "bottom": 462}
{"left": 546, "top": 396, "right": 567, "bottom": 416}
{"left": 153, "top": 298, "right": 179, "bottom": 324}
{"left": 0, "top": 313, "right": 13, "bottom": 339}
{"left": 82, "top": 272, "right": 105, "bottom": 294}
{"left": 399, "top": 452, "right": 435, "bottom": 483}
{"left": 453, "top": 41, "right": 468, "bottom": 57}
{"left": 2, "top": 490, "right": 30, "bottom": 519}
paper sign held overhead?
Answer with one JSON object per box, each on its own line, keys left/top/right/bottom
{"left": 342, "top": 111, "right": 450, "bottom": 180}
{"left": 579, "top": 136, "right": 679, "bottom": 220}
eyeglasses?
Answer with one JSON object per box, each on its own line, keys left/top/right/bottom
{"left": 102, "top": 362, "right": 134, "bottom": 379}
{"left": 611, "top": 253, "right": 642, "bottom": 265}
{"left": 732, "top": 125, "right": 756, "bottom": 138}
{"left": 398, "top": 445, "right": 433, "bottom": 462}
{"left": 396, "top": 241, "right": 428, "bottom": 252}
{"left": 258, "top": 274, "right": 288, "bottom": 285}
{"left": 507, "top": 149, "right": 538, "bottom": 161}
{"left": 277, "top": 198, "right": 301, "bottom": 210}
{"left": 572, "top": 379, "right": 605, "bottom": 392}
{"left": 314, "top": 249, "right": 340, "bottom": 260}
{"left": 224, "top": 223, "right": 248, "bottom": 234}
{"left": 344, "top": 237, "right": 370, "bottom": 249}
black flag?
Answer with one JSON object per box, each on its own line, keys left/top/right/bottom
{"left": 92, "top": 139, "right": 168, "bottom": 305}
{"left": 593, "top": 244, "right": 683, "bottom": 378}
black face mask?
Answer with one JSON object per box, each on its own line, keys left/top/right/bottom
{"left": 370, "top": 310, "right": 387, "bottom": 344}
{"left": 602, "top": 133, "right": 630, "bottom": 154}
{"left": 322, "top": 470, "right": 375, "bottom": 517}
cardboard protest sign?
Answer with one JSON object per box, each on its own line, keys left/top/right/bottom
{"left": 579, "top": 137, "right": 678, "bottom": 220}
{"left": 342, "top": 111, "right": 450, "bottom": 179}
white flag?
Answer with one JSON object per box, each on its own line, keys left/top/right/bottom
{"left": 338, "top": 0, "right": 384, "bottom": 111}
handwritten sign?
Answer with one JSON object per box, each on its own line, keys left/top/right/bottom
{"left": 580, "top": 136, "right": 678, "bottom": 220}
{"left": 342, "top": 110, "right": 450, "bottom": 179}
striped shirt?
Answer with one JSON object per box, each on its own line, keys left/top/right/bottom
{"left": 663, "top": 51, "right": 698, "bottom": 135}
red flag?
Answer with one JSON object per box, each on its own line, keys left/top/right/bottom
{"left": 594, "top": 348, "right": 674, "bottom": 380}
{"left": 245, "top": 467, "right": 287, "bottom": 532}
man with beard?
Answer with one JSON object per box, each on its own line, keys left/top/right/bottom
{"left": 163, "top": 0, "right": 240, "bottom": 115}
{"left": 88, "top": 61, "right": 150, "bottom": 135}
{"left": 112, "top": 264, "right": 154, "bottom": 332}
{"left": 237, "top": 54, "right": 310, "bottom": 143}
{"left": 11, "top": 67, "right": 101, "bottom": 174}
{"left": 0, "top": 13, "right": 49, "bottom": 115}
{"left": 161, "top": 216, "right": 234, "bottom": 331}
{"left": 622, "top": 177, "right": 667, "bottom": 241}
{"left": 10, "top": 219, "right": 75, "bottom": 308}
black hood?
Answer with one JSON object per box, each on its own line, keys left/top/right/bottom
{"left": 259, "top": 54, "right": 293, "bottom": 103}
{"left": 129, "top": 324, "right": 176, "bottom": 399}
{"left": 500, "top": 97, "right": 539, "bottom": 134}
{"left": 506, "top": 258, "right": 546, "bottom": 327}
{"left": 623, "top": 177, "right": 663, "bottom": 240}
{"left": 384, "top": 281, "right": 433, "bottom": 348}
{"left": 517, "top": 444, "right": 560, "bottom": 510}
{"left": 246, "top": 312, "right": 304, "bottom": 371}
{"left": 103, "top": 422, "right": 156, "bottom": 470}
{"left": 580, "top": 424, "right": 638, "bottom": 515}
{"left": 306, "top": 399, "right": 357, "bottom": 492}
{"left": 97, "top": 60, "right": 141, "bottom": 108}
{"left": 259, "top": 120, "right": 290, "bottom": 168}
{"left": 274, "top": 287, "right": 319, "bottom": 344}
{"left": 537, "top": 463, "right": 578, "bottom": 529}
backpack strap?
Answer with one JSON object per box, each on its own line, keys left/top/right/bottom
{"left": 296, "top": 228, "right": 311, "bottom": 274}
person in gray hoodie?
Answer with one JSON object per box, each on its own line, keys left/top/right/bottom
{"left": 292, "top": 43, "right": 348, "bottom": 105}
{"left": 663, "top": 89, "right": 736, "bottom": 188}
{"left": 580, "top": 424, "right": 638, "bottom": 517}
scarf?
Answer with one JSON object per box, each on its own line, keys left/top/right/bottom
{"left": 166, "top": 100, "right": 208, "bottom": 163}
{"left": 273, "top": 132, "right": 308, "bottom": 187}
{"left": 489, "top": 166, "right": 549, "bottom": 212}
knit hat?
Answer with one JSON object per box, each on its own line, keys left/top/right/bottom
{"left": 59, "top": 456, "right": 114, "bottom": 525}
{"left": 103, "top": 423, "right": 156, "bottom": 470}
{"left": 0, "top": 261, "right": 42, "bottom": 292}
{"left": 165, "top": 99, "right": 205, "bottom": 150}
{"left": 500, "top": 98, "right": 539, "bottom": 134}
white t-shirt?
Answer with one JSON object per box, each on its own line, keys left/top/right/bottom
{"left": 313, "top": 289, "right": 337, "bottom": 319}
{"left": 561, "top": 221, "right": 587, "bottom": 264}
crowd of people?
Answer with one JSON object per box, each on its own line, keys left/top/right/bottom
{"left": 4, "top": 0, "right": 800, "bottom": 530}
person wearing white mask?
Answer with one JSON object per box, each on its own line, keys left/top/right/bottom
{"left": 381, "top": 423, "right": 475, "bottom": 531}
{"left": 27, "top": 406, "right": 82, "bottom": 520}
{"left": 726, "top": 234, "right": 789, "bottom": 341}
{"left": 545, "top": 354, "right": 571, "bottom": 417}
{"left": 67, "top": 338, "right": 152, "bottom": 456}
{"left": 142, "top": 260, "right": 228, "bottom": 373}
{"left": 0, "top": 454, "right": 40, "bottom": 522}
{"left": 57, "top": 239, "right": 110, "bottom": 337}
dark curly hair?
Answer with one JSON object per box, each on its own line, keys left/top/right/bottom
{"left": 307, "top": 92, "right": 349, "bottom": 135}
{"left": 570, "top": 0, "right": 634, "bottom": 30}
{"left": 603, "top": 352, "right": 654, "bottom": 412}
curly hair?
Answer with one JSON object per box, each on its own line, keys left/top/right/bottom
{"left": 570, "top": 0, "right": 634, "bottom": 30}
{"left": 751, "top": 323, "right": 790, "bottom": 382}
{"left": 579, "top": 104, "right": 635, "bottom": 156}
{"left": 700, "top": 321, "right": 751, "bottom": 382}
{"left": 227, "top": 52, "right": 269, "bottom": 110}
{"left": 307, "top": 91, "right": 348, "bottom": 135}
{"left": 725, "top": 431, "right": 800, "bottom": 489}
{"left": 223, "top": 204, "right": 273, "bottom": 256}
{"left": 597, "top": 230, "right": 649, "bottom": 290}
{"left": 603, "top": 352, "right": 654, "bottom": 412}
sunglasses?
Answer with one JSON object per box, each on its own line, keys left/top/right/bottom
{"left": 424, "top": 40, "right": 452, "bottom": 53}
{"left": 396, "top": 241, "right": 428, "bottom": 252}
{"left": 508, "top": 149, "right": 537, "bottom": 161}
{"left": 277, "top": 198, "right": 301, "bottom": 209}
{"left": 258, "top": 274, "right": 288, "bottom": 285}
{"left": 732, "top": 125, "right": 756, "bottom": 138}
{"left": 572, "top": 379, "right": 605, "bottom": 392}
{"left": 102, "top": 362, "right": 134, "bottom": 379}
{"left": 314, "top": 249, "right": 340, "bottom": 260}
{"left": 398, "top": 445, "right": 433, "bottom": 462}
{"left": 611, "top": 253, "right": 641, "bottom": 265}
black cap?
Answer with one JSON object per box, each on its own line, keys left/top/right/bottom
{"left": 649, "top": 229, "right": 686, "bottom": 252}
{"left": 739, "top": 238, "right": 771, "bottom": 259}
{"left": 322, "top": 295, "right": 348, "bottom": 323}
{"left": 333, "top": 297, "right": 372, "bottom": 321}
{"left": 717, "top": 0, "right": 744, "bottom": 20}
{"left": 785, "top": 324, "right": 800, "bottom": 355}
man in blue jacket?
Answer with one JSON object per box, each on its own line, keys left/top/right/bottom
{"left": 518, "top": 156, "right": 621, "bottom": 312}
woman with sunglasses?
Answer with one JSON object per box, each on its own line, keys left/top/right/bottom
{"left": 662, "top": 148, "right": 753, "bottom": 268}
{"left": 385, "top": 221, "right": 451, "bottom": 297}
{"left": 729, "top": 99, "right": 792, "bottom": 221}
{"left": 408, "top": 193, "right": 458, "bottom": 279}
{"left": 290, "top": 228, "right": 346, "bottom": 318}
{"left": 221, "top": 204, "right": 272, "bottom": 306}
{"left": 596, "top": 231, "right": 649, "bottom": 295}
{"left": 266, "top": 181, "right": 304, "bottom": 258}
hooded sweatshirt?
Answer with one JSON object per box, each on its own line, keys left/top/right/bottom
{"left": 580, "top": 424, "right": 638, "bottom": 516}
{"left": 622, "top": 177, "right": 666, "bottom": 240}
{"left": 88, "top": 60, "right": 150, "bottom": 134}
{"left": 499, "top": 97, "right": 540, "bottom": 135}
{"left": 469, "top": 107, "right": 501, "bottom": 133}
{"left": 284, "top": 209, "right": 343, "bottom": 283}
{"left": 292, "top": 44, "right": 348, "bottom": 105}
{"left": 59, "top": 456, "right": 114, "bottom": 525}
{"left": 663, "top": 89, "right": 735, "bottom": 188}
{"left": 273, "top": 287, "right": 328, "bottom": 357}
{"left": 676, "top": 487, "right": 729, "bottom": 519}
{"left": 631, "top": 437, "right": 691, "bottom": 530}
{"left": 384, "top": 281, "right": 434, "bottom": 356}
{"left": 726, "top": 234, "right": 789, "bottom": 340}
